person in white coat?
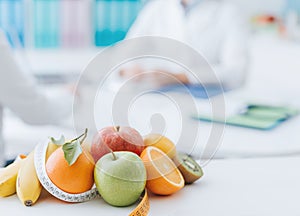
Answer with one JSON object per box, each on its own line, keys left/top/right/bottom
{"left": 0, "top": 30, "right": 72, "bottom": 166}
{"left": 120, "top": 0, "right": 249, "bottom": 89}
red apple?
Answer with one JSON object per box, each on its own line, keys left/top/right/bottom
{"left": 91, "top": 126, "right": 145, "bottom": 162}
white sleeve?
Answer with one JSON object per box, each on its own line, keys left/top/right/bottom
{"left": 126, "top": 0, "right": 187, "bottom": 41}
{"left": 186, "top": 4, "right": 249, "bottom": 87}
{"left": 217, "top": 4, "right": 249, "bottom": 89}
{"left": 0, "top": 106, "right": 3, "bottom": 166}
{"left": 0, "top": 32, "right": 72, "bottom": 125}
{"left": 126, "top": 1, "right": 156, "bottom": 39}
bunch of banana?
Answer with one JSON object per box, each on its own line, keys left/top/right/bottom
{"left": 0, "top": 155, "right": 26, "bottom": 197}
{"left": 0, "top": 138, "right": 61, "bottom": 206}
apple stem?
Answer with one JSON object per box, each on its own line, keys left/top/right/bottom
{"left": 114, "top": 126, "right": 120, "bottom": 132}
{"left": 70, "top": 128, "right": 88, "bottom": 145}
{"left": 109, "top": 149, "right": 117, "bottom": 161}
{"left": 80, "top": 128, "right": 88, "bottom": 145}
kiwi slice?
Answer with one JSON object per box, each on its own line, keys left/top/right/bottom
{"left": 173, "top": 152, "right": 203, "bottom": 184}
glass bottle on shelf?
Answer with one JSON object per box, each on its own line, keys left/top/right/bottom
{"left": 33, "top": 0, "right": 59, "bottom": 48}
{"left": 0, "top": 0, "right": 25, "bottom": 47}
{"left": 94, "top": 0, "right": 142, "bottom": 47}
{"left": 60, "top": 0, "right": 92, "bottom": 48}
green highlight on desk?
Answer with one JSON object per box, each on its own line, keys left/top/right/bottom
{"left": 192, "top": 104, "right": 300, "bottom": 130}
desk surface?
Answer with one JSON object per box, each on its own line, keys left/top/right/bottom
{"left": 2, "top": 34, "right": 300, "bottom": 214}
{"left": 3, "top": 85, "right": 300, "bottom": 162}
{"left": 4, "top": 33, "right": 300, "bottom": 161}
{"left": 1, "top": 156, "right": 300, "bottom": 216}
{"left": 207, "top": 89, "right": 300, "bottom": 158}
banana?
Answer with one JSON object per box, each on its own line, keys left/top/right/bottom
{"left": 1, "top": 137, "right": 62, "bottom": 205}
{"left": 16, "top": 151, "right": 42, "bottom": 206}
{"left": 0, "top": 155, "right": 26, "bottom": 197}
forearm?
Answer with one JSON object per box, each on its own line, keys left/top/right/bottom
{"left": 152, "top": 70, "right": 191, "bottom": 86}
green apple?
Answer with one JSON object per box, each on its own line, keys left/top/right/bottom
{"left": 94, "top": 151, "right": 146, "bottom": 207}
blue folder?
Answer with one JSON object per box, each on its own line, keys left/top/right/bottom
{"left": 157, "top": 84, "right": 225, "bottom": 99}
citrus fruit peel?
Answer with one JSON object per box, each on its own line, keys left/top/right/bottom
{"left": 140, "top": 146, "right": 184, "bottom": 195}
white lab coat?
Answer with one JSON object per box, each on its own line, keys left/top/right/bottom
{"left": 0, "top": 30, "right": 72, "bottom": 165}
{"left": 126, "top": 0, "right": 249, "bottom": 88}
{"left": 0, "top": 106, "right": 3, "bottom": 166}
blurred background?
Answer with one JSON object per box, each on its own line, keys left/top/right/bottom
{"left": 0, "top": 0, "right": 299, "bottom": 82}
{"left": 0, "top": 0, "right": 145, "bottom": 83}
{"left": 1, "top": 0, "right": 300, "bottom": 165}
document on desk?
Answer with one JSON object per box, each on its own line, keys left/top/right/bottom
{"left": 193, "top": 103, "right": 300, "bottom": 130}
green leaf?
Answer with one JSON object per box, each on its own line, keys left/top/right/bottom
{"left": 50, "top": 135, "right": 65, "bottom": 145}
{"left": 62, "top": 140, "right": 82, "bottom": 166}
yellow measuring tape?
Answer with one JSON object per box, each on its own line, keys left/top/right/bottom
{"left": 129, "top": 190, "right": 150, "bottom": 216}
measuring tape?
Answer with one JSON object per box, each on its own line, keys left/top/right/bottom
{"left": 129, "top": 190, "right": 150, "bottom": 216}
{"left": 34, "top": 140, "right": 150, "bottom": 215}
{"left": 34, "top": 140, "right": 99, "bottom": 202}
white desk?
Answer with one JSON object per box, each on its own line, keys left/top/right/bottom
{"left": 1, "top": 156, "right": 300, "bottom": 215}
{"left": 3, "top": 33, "right": 300, "bottom": 161}
{"left": 204, "top": 89, "right": 300, "bottom": 159}
{"left": 3, "top": 86, "right": 300, "bottom": 163}
{"left": 68, "top": 84, "right": 300, "bottom": 162}
{"left": 1, "top": 33, "right": 300, "bottom": 215}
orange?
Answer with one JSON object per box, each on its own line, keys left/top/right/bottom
{"left": 46, "top": 146, "right": 95, "bottom": 194}
{"left": 143, "top": 134, "right": 177, "bottom": 159}
{"left": 140, "top": 146, "right": 184, "bottom": 195}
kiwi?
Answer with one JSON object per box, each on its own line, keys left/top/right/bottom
{"left": 173, "top": 152, "right": 203, "bottom": 184}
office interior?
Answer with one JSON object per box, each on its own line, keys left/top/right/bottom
{"left": 0, "top": 0, "right": 300, "bottom": 214}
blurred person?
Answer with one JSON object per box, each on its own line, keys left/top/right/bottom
{"left": 120, "top": 0, "right": 249, "bottom": 89}
{"left": 0, "top": 30, "right": 73, "bottom": 166}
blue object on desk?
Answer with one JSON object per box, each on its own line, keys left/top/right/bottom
{"left": 158, "top": 84, "right": 225, "bottom": 99}
{"left": 0, "top": 0, "right": 24, "bottom": 47}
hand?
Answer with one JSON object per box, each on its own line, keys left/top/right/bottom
{"left": 119, "top": 65, "right": 143, "bottom": 80}
{"left": 119, "top": 65, "right": 190, "bottom": 87}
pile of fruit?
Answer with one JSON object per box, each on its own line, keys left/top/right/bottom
{"left": 0, "top": 126, "right": 203, "bottom": 214}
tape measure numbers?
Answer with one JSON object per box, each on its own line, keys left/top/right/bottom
{"left": 129, "top": 190, "right": 150, "bottom": 216}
